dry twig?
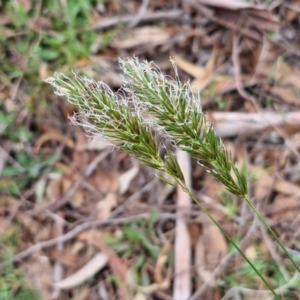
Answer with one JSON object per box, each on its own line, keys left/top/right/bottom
{"left": 3, "top": 212, "right": 185, "bottom": 268}
{"left": 173, "top": 150, "right": 192, "bottom": 299}
{"left": 91, "top": 9, "right": 190, "bottom": 30}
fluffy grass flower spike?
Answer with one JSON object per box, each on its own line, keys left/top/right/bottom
{"left": 45, "top": 60, "right": 291, "bottom": 299}
{"left": 45, "top": 72, "right": 184, "bottom": 179}
{"left": 120, "top": 57, "right": 247, "bottom": 198}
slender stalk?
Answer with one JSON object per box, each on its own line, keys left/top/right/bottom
{"left": 178, "top": 181, "right": 280, "bottom": 300}
{"left": 244, "top": 195, "right": 300, "bottom": 274}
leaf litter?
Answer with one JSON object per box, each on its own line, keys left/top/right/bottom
{"left": 1, "top": 0, "right": 300, "bottom": 299}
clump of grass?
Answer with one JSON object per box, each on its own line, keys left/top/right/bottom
{"left": 0, "top": 230, "right": 41, "bottom": 300}
{"left": 0, "top": 260, "right": 41, "bottom": 300}
{"left": 46, "top": 57, "right": 298, "bottom": 299}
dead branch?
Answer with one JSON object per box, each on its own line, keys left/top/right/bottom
{"left": 173, "top": 151, "right": 192, "bottom": 299}
{"left": 210, "top": 112, "right": 300, "bottom": 137}
{"left": 91, "top": 9, "right": 190, "bottom": 30}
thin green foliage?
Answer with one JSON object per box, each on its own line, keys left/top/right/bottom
{"left": 46, "top": 57, "right": 297, "bottom": 298}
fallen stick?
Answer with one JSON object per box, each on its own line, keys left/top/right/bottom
{"left": 173, "top": 150, "right": 192, "bottom": 299}
{"left": 91, "top": 9, "right": 190, "bottom": 30}
{"left": 209, "top": 112, "right": 300, "bottom": 137}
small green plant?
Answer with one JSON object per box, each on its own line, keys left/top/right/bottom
{"left": 0, "top": 262, "right": 41, "bottom": 300}
{"left": 0, "top": 227, "right": 41, "bottom": 300}
{"left": 46, "top": 57, "right": 299, "bottom": 298}
{"left": 215, "top": 98, "right": 227, "bottom": 109}
{"left": 106, "top": 214, "right": 160, "bottom": 259}
{"left": 104, "top": 213, "right": 163, "bottom": 287}
{"left": 220, "top": 191, "right": 237, "bottom": 219}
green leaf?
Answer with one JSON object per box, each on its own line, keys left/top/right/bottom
{"left": 2, "top": 166, "right": 24, "bottom": 177}
{"left": 149, "top": 208, "right": 158, "bottom": 227}
{"left": 13, "top": 127, "right": 33, "bottom": 142}
{"left": 35, "top": 179, "right": 46, "bottom": 203}
{"left": 39, "top": 48, "right": 60, "bottom": 61}
{"left": 123, "top": 225, "right": 139, "bottom": 242}
{"left": 134, "top": 255, "right": 145, "bottom": 270}
{"left": 15, "top": 151, "right": 30, "bottom": 167}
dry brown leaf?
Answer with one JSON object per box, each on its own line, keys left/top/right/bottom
{"left": 171, "top": 48, "right": 217, "bottom": 92}
{"left": 203, "top": 176, "right": 223, "bottom": 202}
{"left": 73, "top": 57, "right": 90, "bottom": 68}
{"left": 270, "top": 86, "right": 300, "bottom": 105}
{"left": 61, "top": 176, "right": 73, "bottom": 193}
{"left": 91, "top": 169, "right": 119, "bottom": 194}
{"left": 70, "top": 241, "right": 86, "bottom": 255}
{"left": 129, "top": 245, "right": 172, "bottom": 296}
{"left": 272, "top": 61, "right": 300, "bottom": 89}
{"left": 154, "top": 243, "right": 171, "bottom": 286}
{"left": 53, "top": 253, "right": 108, "bottom": 290}
{"left": 118, "top": 165, "right": 139, "bottom": 194}
{"left": 198, "top": 0, "right": 265, "bottom": 10}
{"left": 111, "top": 27, "right": 175, "bottom": 49}
{"left": 246, "top": 10, "right": 280, "bottom": 31}
{"left": 195, "top": 215, "right": 227, "bottom": 282}
{"left": 54, "top": 163, "right": 73, "bottom": 175}
{"left": 138, "top": 267, "right": 172, "bottom": 294}
{"left": 254, "top": 181, "right": 271, "bottom": 201}
{"left": 209, "top": 75, "right": 237, "bottom": 94}
{"left": 80, "top": 231, "right": 129, "bottom": 299}
{"left": 171, "top": 53, "right": 208, "bottom": 79}
{"left": 44, "top": 175, "right": 62, "bottom": 205}
{"left": 289, "top": 132, "right": 300, "bottom": 153}
{"left": 154, "top": 255, "right": 168, "bottom": 285}
{"left": 253, "top": 168, "right": 300, "bottom": 199}
{"left": 266, "top": 177, "right": 300, "bottom": 196}
{"left": 284, "top": 2, "right": 299, "bottom": 22}
{"left": 257, "top": 42, "right": 300, "bottom": 89}
{"left": 35, "top": 132, "right": 74, "bottom": 152}
{"left": 71, "top": 189, "right": 85, "bottom": 208}
{"left": 71, "top": 150, "right": 89, "bottom": 172}
{"left": 51, "top": 249, "right": 79, "bottom": 267}
{"left": 74, "top": 128, "right": 87, "bottom": 151}
{"left": 96, "top": 192, "right": 117, "bottom": 219}
{"left": 27, "top": 254, "right": 53, "bottom": 300}
{"left": 189, "top": 223, "right": 201, "bottom": 249}
{"left": 268, "top": 195, "right": 299, "bottom": 221}
{"left": 16, "top": 211, "right": 50, "bottom": 240}
{"left": 195, "top": 237, "right": 211, "bottom": 284}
